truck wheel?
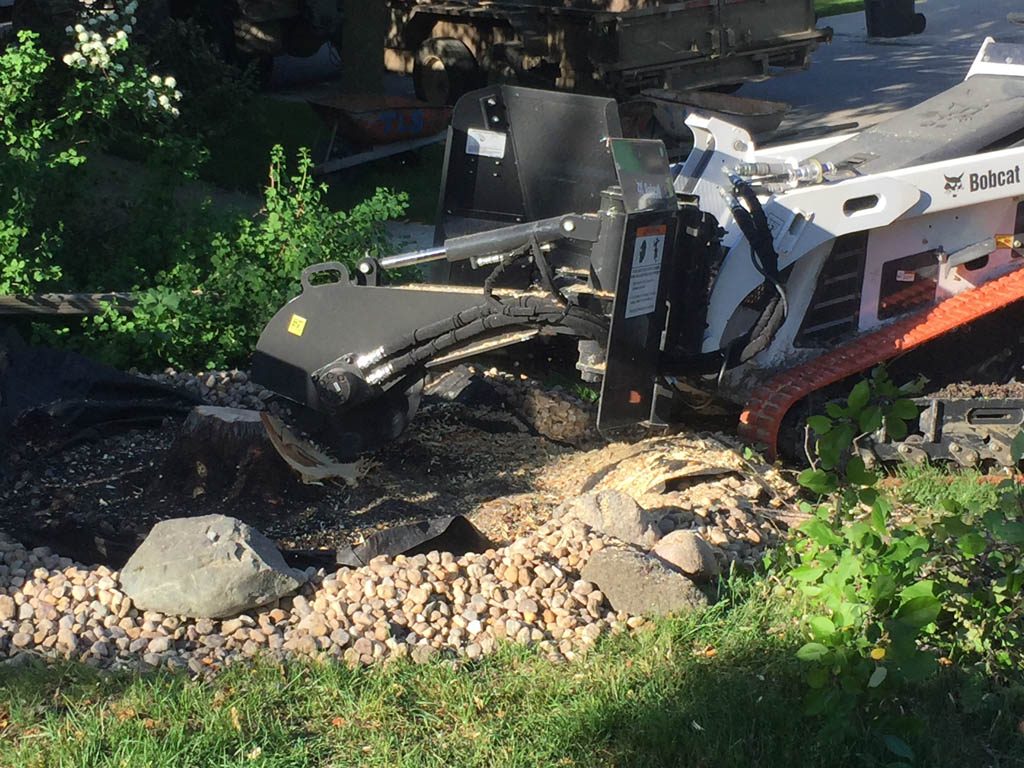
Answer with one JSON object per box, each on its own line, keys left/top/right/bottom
{"left": 413, "top": 37, "right": 479, "bottom": 106}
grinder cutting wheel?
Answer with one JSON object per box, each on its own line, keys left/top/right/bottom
{"left": 255, "top": 37, "right": 1024, "bottom": 468}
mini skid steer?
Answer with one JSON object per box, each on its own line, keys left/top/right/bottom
{"left": 253, "top": 38, "right": 1024, "bottom": 468}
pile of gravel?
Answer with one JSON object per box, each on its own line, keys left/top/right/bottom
{"left": 139, "top": 368, "right": 283, "bottom": 414}
{"left": 0, "top": 516, "right": 652, "bottom": 674}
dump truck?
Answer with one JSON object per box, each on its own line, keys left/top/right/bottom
{"left": 385, "top": 0, "right": 831, "bottom": 104}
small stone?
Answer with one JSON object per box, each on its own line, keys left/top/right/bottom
{"left": 652, "top": 531, "right": 720, "bottom": 583}
{"left": 330, "top": 628, "right": 351, "bottom": 647}
{"left": 572, "top": 580, "right": 594, "bottom": 596}
{"left": 57, "top": 629, "right": 78, "bottom": 652}
{"left": 221, "top": 619, "right": 243, "bottom": 635}
{"left": 195, "top": 618, "right": 215, "bottom": 635}
{"left": 89, "top": 640, "right": 110, "bottom": 657}
{"left": 0, "top": 595, "right": 14, "bottom": 622}
{"left": 708, "top": 528, "right": 730, "bottom": 547}
{"left": 11, "top": 632, "right": 32, "bottom": 648}
{"left": 517, "top": 598, "right": 538, "bottom": 620}
{"left": 411, "top": 645, "right": 435, "bottom": 664}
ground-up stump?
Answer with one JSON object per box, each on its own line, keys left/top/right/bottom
{"left": 156, "top": 406, "right": 293, "bottom": 501}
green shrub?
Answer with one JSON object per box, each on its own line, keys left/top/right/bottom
{"left": 85, "top": 146, "right": 407, "bottom": 370}
{"left": 771, "top": 368, "right": 1024, "bottom": 754}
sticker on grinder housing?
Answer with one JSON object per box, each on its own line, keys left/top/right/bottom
{"left": 624, "top": 225, "right": 666, "bottom": 319}
{"left": 466, "top": 128, "right": 507, "bottom": 159}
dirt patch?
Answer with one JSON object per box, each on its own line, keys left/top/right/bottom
{"left": 1, "top": 388, "right": 799, "bottom": 570}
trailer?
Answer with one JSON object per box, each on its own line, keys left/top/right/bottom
{"left": 385, "top": 0, "right": 831, "bottom": 105}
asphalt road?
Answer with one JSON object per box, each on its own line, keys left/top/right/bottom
{"left": 743, "top": 0, "right": 1024, "bottom": 132}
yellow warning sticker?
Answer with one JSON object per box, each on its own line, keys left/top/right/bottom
{"left": 287, "top": 314, "right": 307, "bottom": 336}
{"left": 996, "top": 234, "right": 1018, "bottom": 250}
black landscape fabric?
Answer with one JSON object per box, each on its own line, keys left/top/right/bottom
{"left": 336, "top": 516, "right": 494, "bottom": 566}
{"left": 0, "top": 330, "right": 200, "bottom": 447}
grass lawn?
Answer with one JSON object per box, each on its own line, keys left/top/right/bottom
{"left": 2, "top": 578, "right": 1021, "bottom": 768}
{"left": 816, "top": 0, "right": 864, "bottom": 17}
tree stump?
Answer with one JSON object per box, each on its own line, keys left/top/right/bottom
{"left": 156, "top": 406, "right": 294, "bottom": 501}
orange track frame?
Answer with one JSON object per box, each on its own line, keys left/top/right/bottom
{"left": 738, "top": 266, "right": 1024, "bottom": 459}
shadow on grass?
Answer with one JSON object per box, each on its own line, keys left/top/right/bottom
{"left": 580, "top": 646, "right": 1024, "bottom": 768}
{"left": 1, "top": 588, "right": 1022, "bottom": 768}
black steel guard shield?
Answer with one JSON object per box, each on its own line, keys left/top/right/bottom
{"left": 597, "top": 208, "right": 678, "bottom": 433}
{"left": 252, "top": 277, "right": 484, "bottom": 412}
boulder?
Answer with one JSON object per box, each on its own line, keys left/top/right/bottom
{"left": 651, "top": 530, "right": 720, "bottom": 583}
{"left": 120, "top": 514, "right": 304, "bottom": 618}
{"left": 558, "top": 490, "right": 660, "bottom": 548}
{"left": 581, "top": 548, "right": 708, "bottom": 617}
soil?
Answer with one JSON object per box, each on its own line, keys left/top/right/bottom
{"left": 0, "top": 398, "right": 571, "bottom": 566}
{"left": 0, "top": 386, "right": 799, "bottom": 572}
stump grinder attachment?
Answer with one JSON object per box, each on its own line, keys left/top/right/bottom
{"left": 254, "top": 38, "right": 1024, "bottom": 467}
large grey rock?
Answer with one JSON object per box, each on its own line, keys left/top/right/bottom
{"left": 559, "top": 490, "right": 660, "bottom": 548}
{"left": 652, "top": 530, "right": 720, "bottom": 583}
{"left": 581, "top": 548, "right": 708, "bottom": 617}
{"left": 120, "top": 515, "right": 304, "bottom": 618}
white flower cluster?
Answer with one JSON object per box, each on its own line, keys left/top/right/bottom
{"left": 59, "top": 0, "right": 182, "bottom": 118}
{"left": 61, "top": 0, "right": 137, "bottom": 73}
{"left": 145, "top": 74, "right": 183, "bottom": 117}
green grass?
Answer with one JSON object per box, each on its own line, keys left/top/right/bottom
{"left": 816, "top": 0, "right": 864, "bottom": 17}
{"left": 2, "top": 578, "right": 1021, "bottom": 768}
{"left": 891, "top": 462, "right": 1004, "bottom": 512}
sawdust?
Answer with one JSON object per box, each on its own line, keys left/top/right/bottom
{"left": 1, "top": 392, "right": 799, "bottom": 569}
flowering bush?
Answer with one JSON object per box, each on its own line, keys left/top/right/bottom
{"left": 4, "top": 1, "right": 408, "bottom": 368}
{"left": 0, "top": 1, "right": 191, "bottom": 295}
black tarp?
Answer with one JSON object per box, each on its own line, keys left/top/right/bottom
{"left": 336, "top": 515, "right": 493, "bottom": 567}
{"left": 0, "top": 330, "right": 200, "bottom": 453}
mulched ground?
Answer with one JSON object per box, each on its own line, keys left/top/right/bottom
{"left": 0, "top": 398, "right": 585, "bottom": 569}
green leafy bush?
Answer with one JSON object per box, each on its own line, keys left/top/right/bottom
{"left": 772, "top": 368, "right": 1024, "bottom": 752}
{"left": 3, "top": 8, "right": 409, "bottom": 370}
{"left": 86, "top": 147, "right": 407, "bottom": 369}
{"left": 0, "top": 8, "right": 194, "bottom": 295}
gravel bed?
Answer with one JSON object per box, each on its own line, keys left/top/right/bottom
{"left": 2, "top": 367, "right": 800, "bottom": 673}
{"left": 0, "top": 518, "right": 647, "bottom": 673}
{"left": 139, "top": 368, "right": 283, "bottom": 414}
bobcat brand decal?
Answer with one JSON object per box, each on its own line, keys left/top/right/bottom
{"left": 944, "top": 173, "right": 964, "bottom": 197}
{"left": 945, "top": 165, "right": 1022, "bottom": 197}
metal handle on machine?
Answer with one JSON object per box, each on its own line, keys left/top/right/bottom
{"left": 301, "top": 262, "right": 350, "bottom": 291}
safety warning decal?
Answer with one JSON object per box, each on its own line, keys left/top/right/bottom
{"left": 466, "top": 128, "right": 507, "bottom": 159}
{"left": 624, "top": 225, "right": 666, "bottom": 319}
{"left": 287, "top": 314, "right": 307, "bottom": 336}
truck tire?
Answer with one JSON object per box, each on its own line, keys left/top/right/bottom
{"left": 413, "top": 37, "right": 479, "bottom": 106}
